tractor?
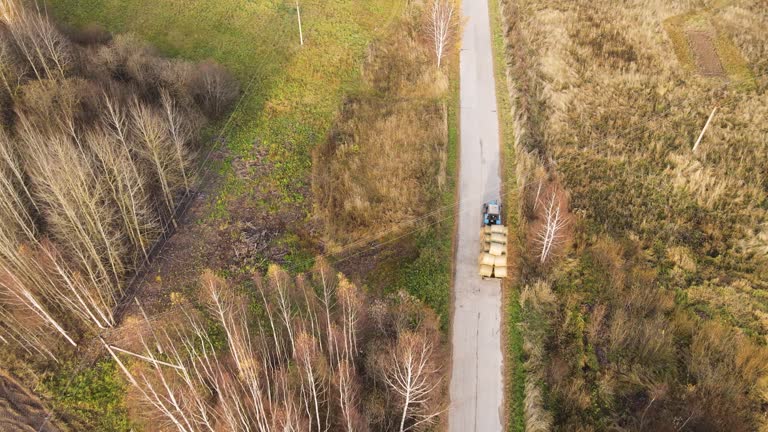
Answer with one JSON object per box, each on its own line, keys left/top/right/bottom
{"left": 482, "top": 200, "right": 502, "bottom": 226}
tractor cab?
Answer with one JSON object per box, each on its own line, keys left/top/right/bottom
{"left": 482, "top": 200, "right": 502, "bottom": 226}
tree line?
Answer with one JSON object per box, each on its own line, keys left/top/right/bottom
{"left": 0, "top": 0, "right": 238, "bottom": 358}
{"left": 107, "top": 260, "right": 443, "bottom": 432}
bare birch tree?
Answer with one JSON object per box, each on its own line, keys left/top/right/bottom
{"left": 535, "top": 193, "right": 568, "bottom": 263}
{"left": 85, "top": 128, "right": 159, "bottom": 264}
{"left": 18, "top": 120, "right": 126, "bottom": 293}
{"left": 335, "top": 358, "right": 364, "bottom": 432}
{"left": 195, "top": 61, "right": 239, "bottom": 118}
{"left": 0, "top": 129, "right": 113, "bottom": 339}
{"left": 0, "top": 37, "right": 24, "bottom": 95}
{"left": 384, "top": 332, "right": 442, "bottom": 432}
{"left": 0, "top": 254, "right": 77, "bottom": 346}
{"left": 337, "top": 274, "right": 362, "bottom": 363}
{"left": 0, "top": 0, "right": 21, "bottom": 22}
{"left": 0, "top": 130, "right": 37, "bottom": 239}
{"left": 0, "top": 304, "right": 58, "bottom": 361}
{"left": 269, "top": 264, "right": 297, "bottom": 355}
{"left": 0, "top": 0, "right": 72, "bottom": 80}
{"left": 425, "top": 0, "right": 459, "bottom": 68}
{"left": 160, "top": 89, "right": 194, "bottom": 191}
{"left": 296, "top": 331, "right": 330, "bottom": 432}
{"left": 131, "top": 97, "right": 182, "bottom": 223}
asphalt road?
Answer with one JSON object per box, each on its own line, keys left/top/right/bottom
{"left": 447, "top": 0, "right": 504, "bottom": 431}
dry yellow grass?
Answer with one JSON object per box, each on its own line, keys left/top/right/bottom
{"left": 500, "top": 0, "right": 768, "bottom": 428}
{"left": 507, "top": 0, "right": 768, "bottom": 265}
{"left": 317, "top": 99, "right": 447, "bottom": 246}
{"left": 689, "top": 280, "right": 768, "bottom": 340}
{"left": 313, "top": 15, "right": 450, "bottom": 248}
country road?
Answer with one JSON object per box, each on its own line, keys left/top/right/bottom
{"left": 448, "top": 0, "right": 504, "bottom": 430}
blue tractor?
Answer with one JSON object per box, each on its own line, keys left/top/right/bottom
{"left": 482, "top": 200, "right": 502, "bottom": 226}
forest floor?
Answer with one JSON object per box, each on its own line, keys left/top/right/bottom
{"left": 0, "top": 371, "right": 58, "bottom": 432}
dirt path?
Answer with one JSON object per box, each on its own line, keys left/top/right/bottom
{"left": 688, "top": 31, "right": 726, "bottom": 77}
{"left": 448, "top": 0, "right": 504, "bottom": 429}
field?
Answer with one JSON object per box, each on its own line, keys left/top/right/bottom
{"left": 498, "top": 0, "right": 768, "bottom": 429}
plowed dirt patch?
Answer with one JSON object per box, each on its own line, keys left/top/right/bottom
{"left": 687, "top": 31, "right": 725, "bottom": 77}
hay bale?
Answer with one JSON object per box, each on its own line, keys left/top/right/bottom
{"left": 489, "top": 242, "right": 506, "bottom": 256}
{"left": 494, "top": 255, "right": 507, "bottom": 267}
{"left": 490, "top": 225, "right": 508, "bottom": 235}
{"left": 479, "top": 264, "right": 493, "bottom": 277}
{"left": 490, "top": 233, "right": 507, "bottom": 244}
{"left": 480, "top": 253, "right": 496, "bottom": 266}
{"left": 493, "top": 266, "right": 508, "bottom": 278}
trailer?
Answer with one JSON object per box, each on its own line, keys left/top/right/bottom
{"left": 479, "top": 200, "right": 508, "bottom": 279}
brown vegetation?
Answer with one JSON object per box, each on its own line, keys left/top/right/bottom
{"left": 108, "top": 259, "right": 444, "bottom": 431}
{"left": 314, "top": 4, "right": 451, "bottom": 249}
{"left": 499, "top": 0, "right": 768, "bottom": 429}
{"left": 0, "top": 0, "right": 237, "bottom": 360}
{"left": 0, "top": 369, "right": 58, "bottom": 432}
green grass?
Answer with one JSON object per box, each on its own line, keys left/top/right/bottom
{"left": 487, "top": 0, "right": 525, "bottom": 429}
{"left": 43, "top": 360, "right": 133, "bottom": 432}
{"left": 280, "top": 232, "right": 317, "bottom": 274}
{"left": 48, "top": 0, "right": 401, "bottom": 217}
{"left": 401, "top": 226, "right": 454, "bottom": 330}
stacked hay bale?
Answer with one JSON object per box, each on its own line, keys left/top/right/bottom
{"left": 479, "top": 225, "right": 508, "bottom": 278}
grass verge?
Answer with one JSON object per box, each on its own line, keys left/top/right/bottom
{"left": 400, "top": 71, "right": 459, "bottom": 331}
{"left": 487, "top": 0, "right": 524, "bottom": 429}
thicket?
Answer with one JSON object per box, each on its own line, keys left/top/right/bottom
{"left": 0, "top": 0, "right": 237, "bottom": 359}
{"left": 110, "top": 260, "right": 444, "bottom": 432}
{"left": 313, "top": 3, "right": 454, "bottom": 248}
{"left": 500, "top": 0, "right": 768, "bottom": 430}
